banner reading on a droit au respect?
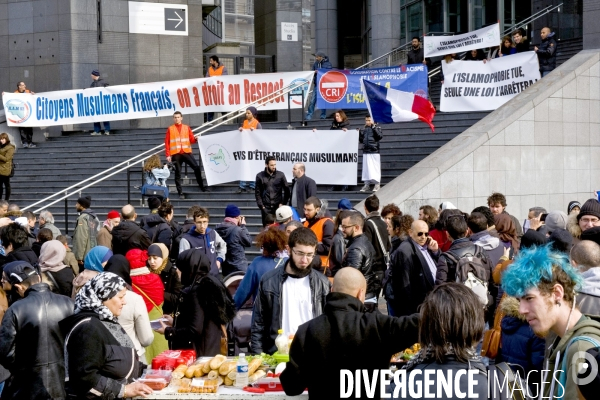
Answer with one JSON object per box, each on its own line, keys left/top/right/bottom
{"left": 1, "top": 71, "right": 314, "bottom": 127}
{"left": 440, "top": 51, "right": 541, "bottom": 112}
{"left": 424, "top": 23, "right": 500, "bottom": 58}
{"left": 198, "top": 129, "right": 359, "bottom": 186}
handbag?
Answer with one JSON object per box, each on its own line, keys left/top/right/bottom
{"left": 481, "top": 295, "right": 505, "bottom": 358}
{"left": 141, "top": 184, "right": 168, "bottom": 198}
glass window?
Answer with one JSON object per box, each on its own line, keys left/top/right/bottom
{"left": 426, "top": 0, "right": 444, "bottom": 34}
{"left": 472, "top": 0, "right": 483, "bottom": 29}
{"left": 408, "top": 3, "right": 422, "bottom": 40}
{"left": 400, "top": 7, "right": 407, "bottom": 42}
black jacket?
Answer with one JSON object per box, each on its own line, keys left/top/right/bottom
{"left": 60, "top": 311, "right": 141, "bottom": 400}
{"left": 160, "top": 262, "right": 182, "bottom": 315}
{"left": 514, "top": 37, "right": 530, "bottom": 53}
{"left": 45, "top": 267, "right": 75, "bottom": 297}
{"left": 280, "top": 292, "right": 419, "bottom": 400}
{"left": 215, "top": 221, "right": 252, "bottom": 273}
{"left": 391, "top": 238, "right": 440, "bottom": 316}
{"left": 289, "top": 175, "right": 317, "bottom": 212}
{"left": 364, "top": 212, "right": 391, "bottom": 272}
{"left": 537, "top": 32, "right": 558, "bottom": 72}
{"left": 255, "top": 168, "right": 290, "bottom": 210}
{"left": 5, "top": 246, "right": 38, "bottom": 269}
{"left": 111, "top": 220, "right": 151, "bottom": 255}
{"left": 329, "top": 229, "right": 346, "bottom": 276}
{"left": 407, "top": 46, "right": 425, "bottom": 65}
{"left": 141, "top": 214, "right": 173, "bottom": 250}
{"left": 330, "top": 119, "right": 350, "bottom": 130}
{"left": 165, "top": 274, "right": 235, "bottom": 357}
{"left": 435, "top": 238, "right": 492, "bottom": 284}
{"left": 0, "top": 283, "right": 73, "bottom": 400}
{"left": 359, "top": 124, "right": 383, "bottom": 154}
{"left": 90, "top": 77, "right": 109, "bottom": 88}
{"left": 250, "top": 264, "right": 330, "bottom": 354}
{"left": 342, "top": 234, "right": 380, "bottom": 297}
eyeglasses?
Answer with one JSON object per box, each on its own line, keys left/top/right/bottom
{"left": 581, "top": 217, "right": 600, "bottom": 224}
{"left": 417, "top": 232, "right": 430, "bottom": 237}
{"left": 341, "top": 225, "right": 356, "bottom": 230}
{"left": 292, "top": 249, "right": 315, "bottom": 259}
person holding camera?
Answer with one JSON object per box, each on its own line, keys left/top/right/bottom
{"left": 216, "top": 204, "right": 253, "bottom": 277}
{"left": 142, "top": 154, "right": 171, "bottom": 201}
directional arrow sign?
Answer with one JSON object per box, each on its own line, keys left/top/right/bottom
{"left": 165, "top": 8, "right": 186, "bottom": 31}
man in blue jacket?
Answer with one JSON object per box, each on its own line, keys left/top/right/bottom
{"left": 305, "top": 51, "right": 333, "bottom": 122}
{"left": 179, "top": 207, "right": 227, "bottom": 276}
{"left": 535, "top": 27, "right": 557, "bottom": 77}
{"left": 215, "top": 204, "right": 252, "bottom": 276}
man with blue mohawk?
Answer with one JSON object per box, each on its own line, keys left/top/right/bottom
{"left": 502, "top": 245, "right": 600, "bottom": 399}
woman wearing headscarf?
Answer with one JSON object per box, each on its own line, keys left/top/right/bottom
{"left": 125, "top": 248, "right": 168, "bottom": 364}
{"left": 60, "top": 273, "right": 153, "bottom": 399}
{"left": 72, "top": 245, "right": 113, "bottom": 298}
{"left": 494, "top": 213, "right": 520, "bottom": 257}
{"left": 104, "top": 255, "right": 154, "bottom": 363}
{"left": 38, "top": 239, "right": 75, "bottom": 297}
{"left": 147, "top": 243, "right": 181, "bottom": 315}
{"left": 156, "top": 248, "right": 235, "bottom": 357}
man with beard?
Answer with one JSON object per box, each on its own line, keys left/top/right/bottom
{"left": 250, "top": 228, "right": 330, "bottom": 354}
{"left": 502, "top": 245, "right": 600, "bottom": 399}
{"left": 72, "top": 196, "right": 100, "bottom": 267}
{"left": 255, "top": 156, "right": 290, "bottom": 227}
{"left": 303, "top": 197, "right": 334, "bottom": 270}
{"left": 406, "top": 36, "right": 429, "bottom": 66}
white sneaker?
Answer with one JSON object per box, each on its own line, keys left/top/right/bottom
{"left": 372, "top": 184, "right": 381, "bottom": 192}
{"left": 360, "top": 184, "right": 370, "bottom": 192}
{"left": 103, "top": 130, "right": 110, "bottom": 135}
{"left": 91, "top": 131, "right": 101, "bottom": 136}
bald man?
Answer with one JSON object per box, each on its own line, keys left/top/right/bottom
{"left": 535, "top": 26, "right": 557, "bottom": 77}
{"left": 280, "top": 267, "right": 419, "bottom": 400}
{"left": 110, "top": 204, "right": 151, "bottom": 255}
{"left": 389, "top": 219, "right": 440, "bottom": 317}
{"left": 289, "top": 163, "right": 317, "bottom": 218}
{"left": 572, "top": 240, "right": 600, "bottom": 317}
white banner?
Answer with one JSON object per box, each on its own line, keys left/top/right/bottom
{"left": 198, "top": 129, "right": 359, "bottom": 186}
{"left": 1, "top": 71, "right": 314, "bottom": 127}
{"left": 424, "top": 23, "right": 500, "bottom": 58}
{"left": 440, "top": 51, "right": 541, "bottom": 112}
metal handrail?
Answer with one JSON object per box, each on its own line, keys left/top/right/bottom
{"left": 23, "top": 79, "right": 311, "bottom": 213}
{"left": 502, "top": 4, "right": 562, "bottom": 37}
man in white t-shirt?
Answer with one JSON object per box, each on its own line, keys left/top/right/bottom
{"left": 250, "top": 228, "right": 331, "bottom": 354}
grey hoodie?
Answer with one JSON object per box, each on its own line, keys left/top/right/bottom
{"left": 470, "top": 230, "right": 504, "bottom": 266}
{"left": 578, "top": 267, "right": 600, "bottom": 317}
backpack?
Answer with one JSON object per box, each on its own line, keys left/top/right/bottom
{"left": 444, "top": 246, "right": 491, "bottom": 306}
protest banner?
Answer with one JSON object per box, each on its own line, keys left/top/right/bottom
{"left": 197, "top": 129, "right": 358, "bottom": 186}
{"left": 440, "top": 51, "right": 541, "bottom": 112}
{"left": 316, "top": 65, "right": 428, "bottom": 109}
{"left": 1, "top": 71, "right": 314, "bottom": 127}
{"left": 424, "top": 23, "right": 500, "bottom": 58}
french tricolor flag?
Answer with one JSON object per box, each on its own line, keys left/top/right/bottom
{"left": 361, "top": 79, "right": 436, "bottom": 132}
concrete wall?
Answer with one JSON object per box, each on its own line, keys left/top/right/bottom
{"left": 367, "top": 50, "right": 600, "bottom": 222}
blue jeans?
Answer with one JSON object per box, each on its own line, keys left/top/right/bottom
{"left": 94, "top": 121, "right": 111, "bottom": 132}
{"left": 240, "top": 181, "right": 255, "bottom": 189}
{"left": 305, "top": 90, "right": 326, "bottom": 120}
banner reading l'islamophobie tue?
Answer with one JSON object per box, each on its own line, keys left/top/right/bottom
{"left": 424, "top": 23, "right": 500, "bottom": 58}
{"left": 440, "top": 51, "right": 541, "bottom": 112}
{"left": 1, "top": 71, "right": 314, "bottom": 127}
{"left": 316, "top": 65, "right": 428, "bottom": 110}
{"left": 198, "top": 129, "right": 359, "bottom": 186}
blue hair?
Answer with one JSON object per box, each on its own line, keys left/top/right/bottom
{"left": 501, "top": 244, "right": 582, "bottom": 298}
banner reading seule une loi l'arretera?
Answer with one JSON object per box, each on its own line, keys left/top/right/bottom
{"left": 440, "top": 51, "right": 541, "bottom": 112}
{"left": 423, "top": 23, "right": 501, "bottom": 58}
{"left": 197, "top": 129, "right": 359, "bottom": 186}
{"left": 1, "top": 71, "right": 314, "bottom": 127}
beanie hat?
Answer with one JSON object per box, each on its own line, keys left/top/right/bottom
{"left": 548, "top": 228, "right": 573, "bottom": 254}
{"left": 107, "top": 210, "right": 120, "bottom": 219}
{"left": 91, "top": 70, "right": 100, "bottom": 77}
{"left": 125, "top": 249, "right": 148, "bottom": 269}
{"left": 544, "top": 211, "right": 568, "bottom": 233}
{"left": 577, "top": 199, "right": 600, "bottom": 221}
{"left": 275, "top": 206, "right": 293, "bottom": 222}
{"left": 568, "top": 201, "right": 581, "bottom": 214}
{"left": 337, "top": 198, "right": 353, "bottom": 210}
{"left": 148, "top": 197, "right": 161, "bottom": 210}
{"left": 77, "top": 196, "right": 92, "bottom": 209}
{"left": 247, "top": 106, "right": 258, "bottom": 117}
{"left": 225, "top": 204, "right": 241, "bottom": 218}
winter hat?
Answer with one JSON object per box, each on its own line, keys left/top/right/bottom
{"left": 77, "top": 196, "right": 92, "bottom": 209}
{"left": 91, "top": 70, "right": 100, "bottom": 77}
{"left": 545, "top": 211, "right": 568, "bottom": 233}
{"left": 548, "top": 228, "right": 573, "bottom": 254}
{"left": 313, "top": 51, "right": 327, "bottom": 58}
{"left": 577, "top": 199, "right": 600, "bottom": 221}
{"left": 107, "top": 210, "right": 120, "bottom": 219}
{"left": 246, "top": 106, "right": 258, "bottom": 117}
{"left": 225, "top": 204, "right": 241, "bottom": 218}
{"left": 520, "top": 229, "right": 547, "bottom": 249}
{"left": 568, "top": 201, "right": 581, "bottom": 214}
{"left": 147, "top": 197, "right": 161, "bottom": 210}
{"left": 3, "top": 261, "right": 38, "bottom": 285}
{"left": 125, "top": 248, "right": 149, "bottom": 270}
{"left": 440, "top": 201, "right": 457, "bottom": 210}
{"left": 275, "top": 206, "right": 293, "bottom": 222}
{"left": 337, "top": 198, "right": 353, "bottom": 210}
{"left": 580, "top": 226, "right": 600, "bottom": 247}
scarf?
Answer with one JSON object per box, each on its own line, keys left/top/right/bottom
{"left": 148, "top": 243, "right": 169, "bottom": 275}
{"left": 38, "top": 240, "right": 68, "bottom": 273}
{"left": 494, "top": 213, "right": 520, "bottom": 253}
{"left": 83, "top": 246, "right": 113, "bottom": 272}
{"left": 224, "top": 217, "right": 239, "bottom": 225}
{"left": 75, "top": 272, "right": 126, "bottom": 323}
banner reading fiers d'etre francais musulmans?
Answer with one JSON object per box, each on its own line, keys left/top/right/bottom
{"left": 198, "top": 129, "right": 359, "bottom": 186}
{"left": 1, "top": 71, "right": 314, "bottom": 127}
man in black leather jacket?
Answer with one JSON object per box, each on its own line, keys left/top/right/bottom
{"left": 0, "top": 261, "right": 73, "bottom": 399}
{"left": 255, "top": 156, "right": 290, "bottom": 227}
{"left": 340, "top": 211, "right": 380, "bottom": 312}
{"left": 250, "top": 228, "right": 330, "bottom": 354}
